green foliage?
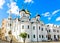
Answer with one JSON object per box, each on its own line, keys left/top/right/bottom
{"left": 19, "top": 32, "right": 27, "bottom": 39}
{"left": 19, "top": 32, "right": 27, "bottom": 43}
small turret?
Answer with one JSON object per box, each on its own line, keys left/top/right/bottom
{"left": 19, "top": 9, "right": 30, "bottom": 18}
{"left": 19, "top": 9, "right": 26, "bottom": 18}
{"left": 36, "top": 13, "right": 41, "bottom": 21}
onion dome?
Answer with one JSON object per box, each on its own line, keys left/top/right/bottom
{"left": 37, "top": 15, "right": 40, "bottom": 16}
{"left": 19, "top": 9, "right": 31, "bottom": 16}
{"left": 25, "top": 9, "right": 30, "bottom": 14}
{"left": 21, "top": 9, "right": 25, "bottom": 11}
{"left": 19, "top": 9, "right": 25, "bottom": 13}
{"left": 36, "top": 13, "right": 41, "bottom": 17}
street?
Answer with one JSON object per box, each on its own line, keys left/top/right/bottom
{"left": 0, "top": 40, "right": 60, "bottom": 43}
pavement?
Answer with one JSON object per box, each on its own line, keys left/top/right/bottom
{"left": 0, "top": 40, "right": 60, "bottom": 43}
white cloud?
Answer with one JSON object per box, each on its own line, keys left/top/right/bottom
{"left": 52, "top": 9, "right": 60, "bottom": 15}
{"left": 42, "top": 9, "right": 60, "bottom": 20}
{"left": 42, "top": 12, "right": 52, "bottom": 20}
{"left": 42, "top": 12, "right": 50, "bottom": 17}
{"left": 48, "top": 17, "right": 51, "bottom": 20}
{"left": 24, "top": 0, "right": 34, "bottom": 3}
{"left": 56, "top": 17, "right": 60, "bottom": 21}
{"left": 7, "top": 1, "right": 19, "bottom": 15}
{"left": 0, "top": 0, "right": 5, "bottom": 9}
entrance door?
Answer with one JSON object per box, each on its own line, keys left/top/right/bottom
{"left": 48, "top": 35, "right": 51, "bottom": 40}
{"left": 54, "top": 35, "right": 56, "bottom": 38}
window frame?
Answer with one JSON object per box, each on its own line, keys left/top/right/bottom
{"left": 33, "top": 26, "right": 35, "bottom": 30}
{"left": 22, "top": 25, "right": 24, "bottom": 29}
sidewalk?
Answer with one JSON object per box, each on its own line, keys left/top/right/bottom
{"left": 0, "top": 40, "right": 60, "bottom": 43}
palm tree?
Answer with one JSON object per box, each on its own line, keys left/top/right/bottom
{"left": 19, "top": 32, "right": 27, "bottom": 43}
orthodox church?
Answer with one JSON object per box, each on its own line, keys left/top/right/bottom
{"left": 1, "top": 9, "right": 60, "bottom": 42}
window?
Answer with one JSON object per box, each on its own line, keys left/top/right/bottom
{"left": 22, "top": 21, "right": 24, "bottom": 22}
{"left": 31, "top": 22, "right": 34, "bottom": 24}
{"left": 49, "top": 30, "right": 51, "bottom": 32}
{"left": 28, "top": 25, "right": 29, "bottom": 29}
{"left": 33, "top": 35, "right": 35, "bottom": 38}
{"left": 46, "top": 35, "right": 47, "bottom": 38}
{"left": 41, "top": 28, "right": 43, "bottom": 31}
{"left": 54, "top": 35, "right": 56, "bottom": 38}
{"left": 10, "top": 24, "right": 11, "bottom": 26}
{"left": 33, "top": 26, "right": 35, "bottom": 30}
{"left": 39, "top": 26, "right": 40, "bottom": 30}
{"left": 53, "top": 29, "right": 56, "bottom": 32}
{"left": 57, "top": 35, "right": 59, "bottom": 38}
{"left": 39, "top": 35, "right": 41, "bottom": 38}
{"left": 28, "top": 34, "right": 30, "bottom": 38}
{"left": 8, "top": 23, "right": 12, "bottom": 26}
{"left": 57, "top": 30, "right": 59, "bottom": 33}
{"left": 42, "top": 35, "right": 44, "bottom": 38}
{"left": 22, "top": 25, "right": 24, "bottom": 29}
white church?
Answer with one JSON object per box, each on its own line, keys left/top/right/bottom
{"left": 1, "top": 9, "right": 60, "bottom": 42}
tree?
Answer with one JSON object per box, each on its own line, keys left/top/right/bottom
{"left": 8, "top": 30, "right": 13, "bottom": 43}
{"left": 19, "top": 32, "right": 27, "bottom": 43}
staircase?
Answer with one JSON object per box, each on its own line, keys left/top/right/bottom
{"left": 12, "top": 35, "right": 18, "bottom": 42}
{"left": 9, "top": 34, "right": 18, "bottom": 42}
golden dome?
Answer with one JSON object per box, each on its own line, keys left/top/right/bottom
{"left": 25, "top": 9, "right": 30, "bottom": 14}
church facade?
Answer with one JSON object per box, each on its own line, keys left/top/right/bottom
{"left": 1, "top": 9, "right": 60, "bottom": 42}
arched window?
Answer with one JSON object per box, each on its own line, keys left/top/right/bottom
{"left": 39, "top": 35, "right": 41, "bottom": 38}
{"left": 42, "top": 35, "right": 44, "bottom": 38}
{"left": 41, "top": 28, "right": 43, "bottom": 31}
{"left": 33, "top": 35, "right": 35, "bottom": 38}
{"left": 49, "top": 29, "right": 51, "bottom": 32}
{"left": 28, "top": 34, "right": 30, "bottom": 38}
{"left": 39, "top": 26, "right": 40, "bottom": 30}
{"left": 33, "top": 26, "right": 35, "bottom": 30}
{"left": 28, "top": 25, "right": 29, "bottom": 29}
{"left": 22, "top": 25, "right": 24, "bottom": 29}
{"left": 54, "top": 35, "right": 56, "bottom": 38}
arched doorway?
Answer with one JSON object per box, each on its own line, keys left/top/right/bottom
{"left": 47, "top": 34, "right": 51, "bottom": 40}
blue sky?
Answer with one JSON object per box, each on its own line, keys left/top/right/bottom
{"left": 0, "top": 0, "right": 60, "bottom": 27}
